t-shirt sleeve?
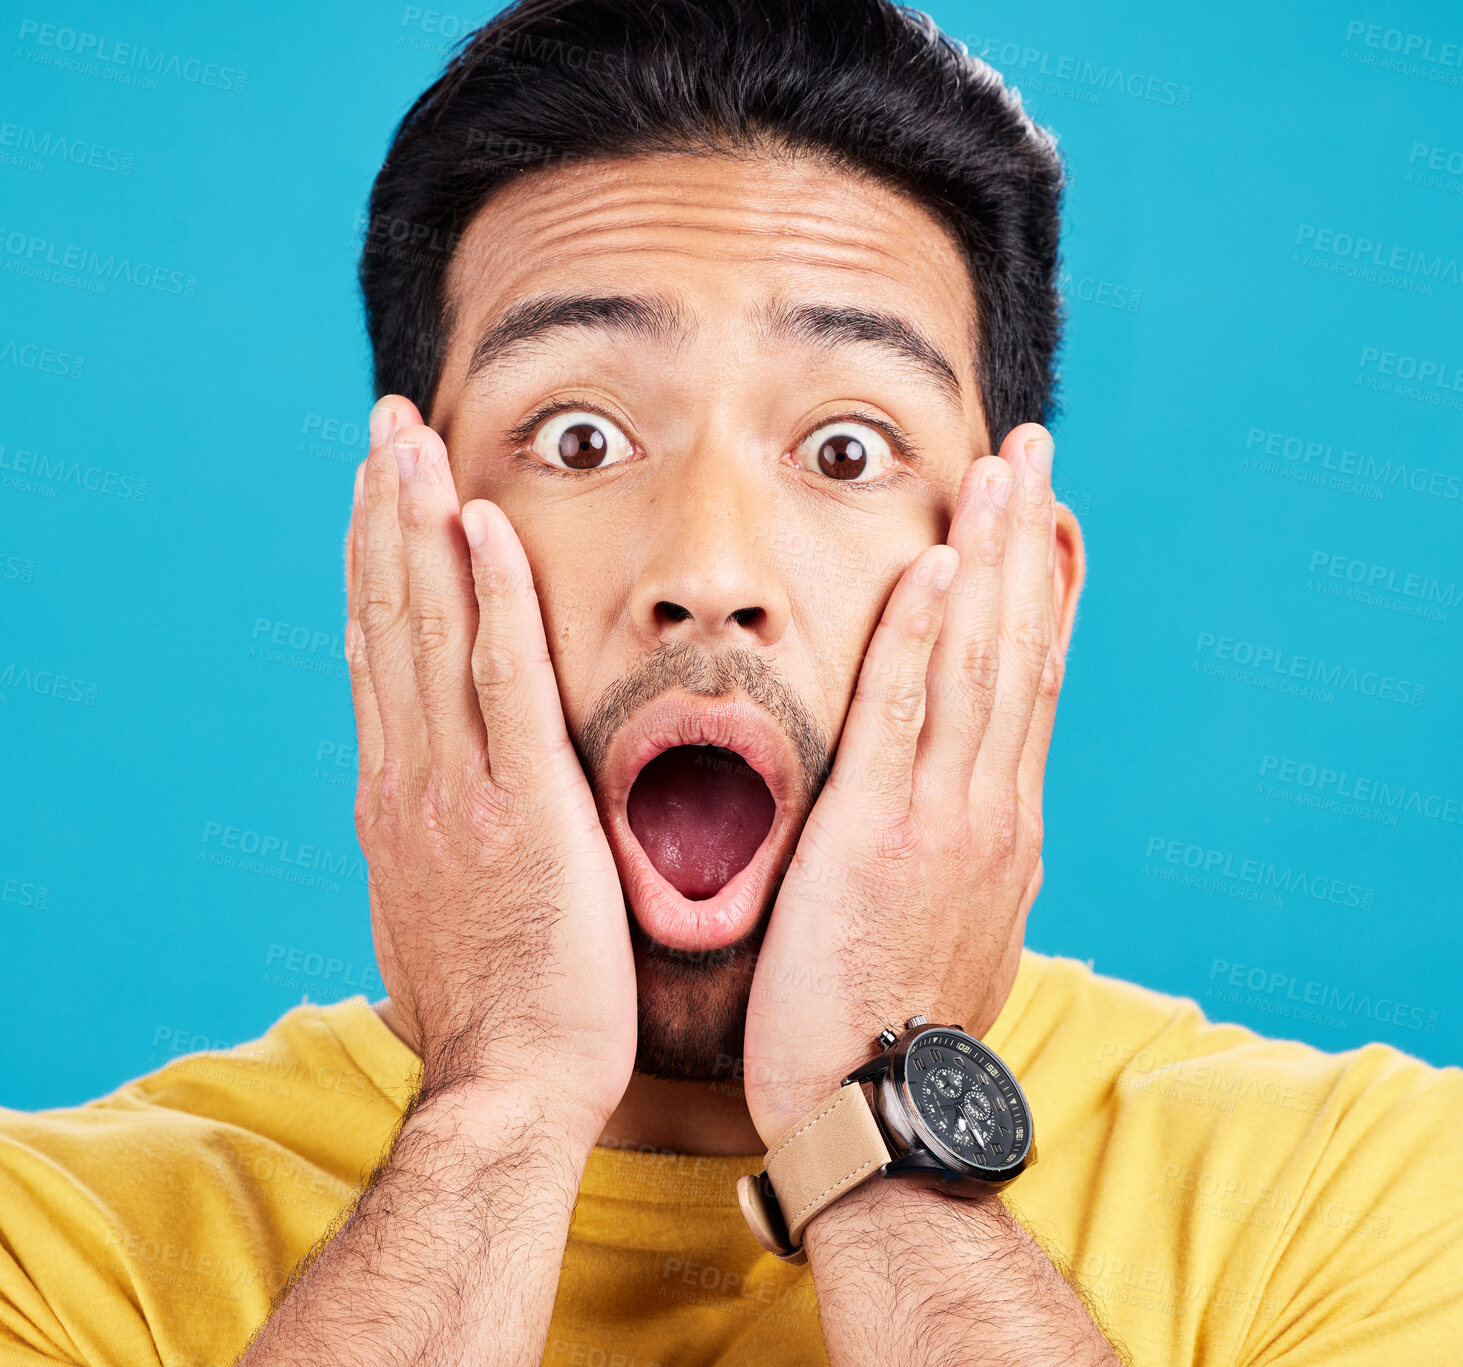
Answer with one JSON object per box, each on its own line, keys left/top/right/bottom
{"left": 0, "top": 1122, "right": 159, "bottom": 1366}
{"left": 0, "top": 1001, "right": 403, "bottom": 1367}
{"left": 1234, "top": 1045, "right": 1463, "bottom": 1364}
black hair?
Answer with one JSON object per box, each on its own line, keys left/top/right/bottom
{"left": 359, "top": 0, "right": 1065, "bottom": 451}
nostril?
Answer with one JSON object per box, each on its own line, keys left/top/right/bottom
{"left": 652, "top": 602, "right": 765, "bottom": 630}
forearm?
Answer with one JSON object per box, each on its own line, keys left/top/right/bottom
{"left": 804, "top": 1179, "right": 1126, "bottom": 1367}
{"left": 237, "top": 1085, "right": 590, "bottom": 1366}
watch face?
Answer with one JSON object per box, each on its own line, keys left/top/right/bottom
{"left": 901, "top": 1031, "right": 1032, "bottom": 1174}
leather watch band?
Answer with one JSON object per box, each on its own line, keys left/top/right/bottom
{"left": 737, "top": 1081, "right": 892, "bottom": 1261}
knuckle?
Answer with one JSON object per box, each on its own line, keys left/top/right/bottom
{"left": 905, "top": 601, "right": 942, "bottom": 639}
{"left": 1007, "top": 609, "right": 1050, "bottom": 659}
{"left": 877, "top": 681, "right": 925, "bottom": 727}
{"left": 1024, "top": 804, "right": 1045, "bottom": 854}
{"left": 983, "top": 800, "right": 1021, "bottom": 861}
{"left": 1040, "top": 644, "right": 1066, "bottom": 697}
{"left": 1016, "top": 487, "right": 1055, "bottom": 530}
{"left": 867, "top": 816, "right": 921, "bottom": 866}
{"left": 398, "top": 497, "right": 432, "bottom": 532}
{"left": 471, "top": 635, "right": 523, "bottom": 693}
{"left": 973, "top": 525, "right": 1006, "bottom": 565}
{"left": 472, "top": 555, "right": 531, "bottom": 604}
{"left": 462, "top": 784, "right": 511, "bottom": 841}
{"left": 961, "top": 638, "right": 1000, "bottom": 705}
{"left": 462, "top": 780, "right": 542, "bottom": 845}
{"left": 376, "top": 758, "right": 416, "bottom": 824}
{"left": 415, "top": 781, "right": 450, "bottom": 835}
{"left": 915, "top": 794, "right": 974, "bottom": 862}
{"left": 411, "top": 608, "right": 452, "bottom": 659}
{"left": 353, "top": 792, "right": 379, "bottom": 846}
{"left": 360, "top": 582, "right": 402, "bottom": 629}
{"left": 362, "top": 455, "right": 398, "bottom": 504}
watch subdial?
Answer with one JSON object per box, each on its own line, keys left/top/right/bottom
{"left": 929, "top": 1067, "right": 964, "bottom": 1100}
{"left": 920, "top": 1068, "right": 973, "bottom": 1149}
{"left": 960, "top": 1086, "right": 993, "bottom": 1125}
{"left": 958, "top": 1087, "right": 995, "bottom": 1150}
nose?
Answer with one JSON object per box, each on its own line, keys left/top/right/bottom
{"left": 628, "top": 442, "right": 791, "bottom": 651}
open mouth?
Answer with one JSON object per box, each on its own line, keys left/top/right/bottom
{"left": 598, "top": 696, "right": 805, "bottom": 954}
{"left": 626, "top": 744, "right": 777, "bottom": 901}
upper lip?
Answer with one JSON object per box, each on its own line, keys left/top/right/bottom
{"left": 600, "top": 692, "right": 801, "bottom": 818}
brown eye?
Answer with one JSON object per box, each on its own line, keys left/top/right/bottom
{"left": 559, "top": 422, "right": 606, "bottom": 468}
{"left": 818, "top": 432, "right": 865, "bottom": 479}
{"left": 794, "top": 421, "right": 897, "bottom": 484}
{"left": 530, "top": 410, "right": 633, "bottom": 471}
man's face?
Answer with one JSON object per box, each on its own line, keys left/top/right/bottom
{"left": 428, "top": 149, "right": 991, "bottom": 1080}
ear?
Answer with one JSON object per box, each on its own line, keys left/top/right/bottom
{"left": 1051, "top": 501, "right": 1085, "bottom": 658}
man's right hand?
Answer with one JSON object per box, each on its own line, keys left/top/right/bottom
{"left": 346, "top": 395, "right": 637, "bottom": 1146}
{"left": 238, "top": 396, "right": 633, "bottom": 1364}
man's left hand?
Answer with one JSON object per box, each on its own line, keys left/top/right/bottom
{"left": 743, "top": 423, "right": 1065, "bottom": 1145}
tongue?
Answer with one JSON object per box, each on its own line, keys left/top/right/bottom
{"left": 626, "top": 745, "right": 777, "bottom": 900}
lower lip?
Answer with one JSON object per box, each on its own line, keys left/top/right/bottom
{"left": 606, "top": 804, "right": 788, "bottom": 953}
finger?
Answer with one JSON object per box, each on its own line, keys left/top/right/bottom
{"left": 347, "top": 463, "right": 385, "bottom": 789}
{"left": 349, "top": 395, "right": 424, "bottom": 628}
{"left": 826, "top": 544, "right": 958, "bottom": 821}
{"left": 372, "top": 393, "right": 425, "bottom": 440}
{"left": 1015, "top": 507, "right": 1069, "bottom": 819}
{"left": 461, "top": 498, "right": 580, "bottom": 790}
{"left": 360, "top": 409, "right": 428, "bottom": 776}
{"left": 914, "top": 453, "right": 1012, "bottom": 810}
{"left": 975, "top": 425, "right": 1056, "bottom": 794}
{"left": 394, "top": 423, "right": 488, "bottom": 774}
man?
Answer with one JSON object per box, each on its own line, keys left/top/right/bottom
{"left": 1, "top": 1, "right": 1458, "bottom": 1363}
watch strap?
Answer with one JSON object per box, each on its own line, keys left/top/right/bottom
{"left": 737, "top": 1081, "right": 892, "bottom": 1260}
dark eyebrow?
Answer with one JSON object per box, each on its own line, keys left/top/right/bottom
{"left": 759, "top": 299, "right": 965, "bottom": 406}
{"left": 465, "top": 292, "right": 687, "bottom": 380}
{"left": 463, "top": 290, "right": 965, "bottom": 406}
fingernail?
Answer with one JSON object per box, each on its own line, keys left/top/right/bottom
{"left": 393, "top": 435, "right": 419, "bottom": 480}
{"left": 1024, "top": 434, "right": 1054, "bottom": 478}
{"left": 461, "top": 502, "right": 489, "bottom": 549}
{"left": 369, "top": 400, "right": 397, "bottom": 450}
{"left": 932, "top": 548, "right": 958, "bottom": 592}
{"left": 985, "top": 470, "right": 1013, "bottom": 509}
{"left": 353, "top": 463, "right": 364, "bottom": 508}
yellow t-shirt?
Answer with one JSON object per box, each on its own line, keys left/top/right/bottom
{"left": 1, "top": 949, "right": 1459, "bottom": 1365}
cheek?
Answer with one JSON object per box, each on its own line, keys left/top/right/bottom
{"left": 789, "top": 523, "right": 930, "bottom": 717}
{"left": 790, "top": 550, "right": 877, "bottom": 717}
{"left": 508, "top": 510, "right": 633, "bottom": 732}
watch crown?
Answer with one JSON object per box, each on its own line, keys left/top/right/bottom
{"left": 875, "top": 1028, "right": 898, "bottom": 1049}
{"left": 905, "top": 1014, "right": 928, "bottom": 1029}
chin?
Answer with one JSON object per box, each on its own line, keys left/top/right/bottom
{"left": 629, "top": 909, "right": 767, "bottom": 1084}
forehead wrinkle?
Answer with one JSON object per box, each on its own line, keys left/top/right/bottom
{"left": 481, "top": 208, "right": 925, "bottom": 277}
{"left": 447, "top": 165, "right": 979, "bottom": 406}
{"left": 455, "top": 159, "right": 950, "bottom": 279}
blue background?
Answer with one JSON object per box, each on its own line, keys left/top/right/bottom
{"left": 2, "top": 1, "right": 1459, "bottom": 1108}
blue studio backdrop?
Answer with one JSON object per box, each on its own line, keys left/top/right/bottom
{"left": 2, "top": 1, "right": 1460, "bottom": 1107}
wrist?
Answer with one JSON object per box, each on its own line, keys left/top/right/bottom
{"left": 801, "top": 1169, "right": 1010, "bottom": 1260}
{"left": 413, "top": 1031, "right": 630, "bottom": 1160}
{"left": 409, "top": 1080, "right": 605, "bottom": 1175}
{"left": 746, "top": 1071, "right": 855, "bottom": 1150}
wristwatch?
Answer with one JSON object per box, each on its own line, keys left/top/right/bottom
{"left": 737, "top": 1016, "right": 1037, "bottom": 1263}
